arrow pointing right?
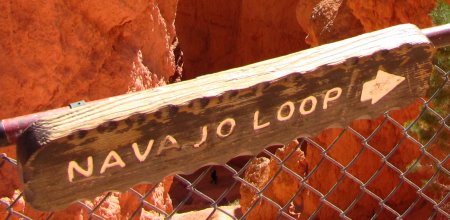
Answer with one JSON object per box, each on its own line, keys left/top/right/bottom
{"left": 361, "top": 70, "right": 406, "bottom": 104}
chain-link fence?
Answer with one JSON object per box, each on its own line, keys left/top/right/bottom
{"left": 1, "top": 61, "right": 449, "bottom": 219}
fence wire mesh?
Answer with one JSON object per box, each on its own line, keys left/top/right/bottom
{"left": 0, "top": 63, "right": 449, "bottom": 219}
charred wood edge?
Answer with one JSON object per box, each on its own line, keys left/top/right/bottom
{"left": 0, "top": 23, "right": 448, "bottom": 147}
{"left": 15, "top": 24, "right": 434, "bottom": 210}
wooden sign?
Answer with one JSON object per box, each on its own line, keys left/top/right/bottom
{"left": 17, "top": 24, "right": 434, "bottom": 211}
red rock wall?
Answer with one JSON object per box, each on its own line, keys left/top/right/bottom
{"left": 296, "top": 0, "right": 364, "bottom": 46}
{"left": 1, "top": 0, "right": 448, "bottom": 218}
{"left": 240, "top": 140, "right": 308, "bottom": 219}
{"left": 238, "top": 0, "right": 449, "bottom": 219}
{"left": 347, "top": 0, "right": 438, "bottom": 32}
{"left": 0, "top": 0, "right": 179, "bottom": 218}
{"left": 176, "top": 0, "right": 309, "bottom": 79}
{"left": 0, "top": 0, "right": 181, "bottom": 119}
{"left": 295, "top": 0, "right": 446, "bottom": 46}
{"left": 241, "top": 103, "right": 448, "bottom": 219}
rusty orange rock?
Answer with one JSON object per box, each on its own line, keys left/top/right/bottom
{"left": 240, "top": 140, "right": 308, "bottom": 219}
{"left": 240, "top": 102, "right": 447, "bottom": 219}
{"left": 0, "top": 0, "right": 181, "bottom": 120}
{"left": 1, "top": 0, "right": 447, "bottom": 218}
{"left": 296, "top": 0, "right": 446, "bottom": 46}
{"left": 0, "top": 0, "right": 179, "bottom": 218}
{"left": 347, "top": 0, "right": 439, "bottom": 32}
{"left": 239, "top": 0, "right": 447, "bottom": 218}
{"left": 296, "top": 0, "right": 364, "bottom": 46}
{"left": 176, "top": 0, "right": 309, "bottom": 79}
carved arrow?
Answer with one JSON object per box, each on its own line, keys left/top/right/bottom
{"left": 360, "top": 70, "right": 406, "bottom": 104}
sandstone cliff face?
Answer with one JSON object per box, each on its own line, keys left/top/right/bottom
{"left": 0, "top": 0, "right": 181, "bottom": 119}
{"left": 347, "top": 0, "right": 438, "bottom": 32}
{"left": 0, "top": 0, "right": 179, "bottom": 218}
{"left": 0, "top": 0, "right": 447, "bottom": 219}
{"left": 237, "top": 0, "right": 448, "bottom": 219}
{"left": 176, "top": 0, "right": 309, "bottom": 79}
{"left": 296, "top": 0, "right": 364, "bottom": 46}
{"left": 239, "top": 106, "right": 447, "bottom": 219}
{"left": 240, "top": 140, "right": 308, "bottom": 219}
{"left": 176, "top": 0, "right": 446, "bottom": 78}
{"left": 295, "top": 0, "right": 447, "bottom": 46}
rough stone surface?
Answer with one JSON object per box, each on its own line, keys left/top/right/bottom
{"left": 0, "top": 0, "right": 448, "bottom": 218}
{"left": 176, "top": 0, "right": 445, "bottom": 78}
{"left": 302, "top": 103, "right": 432, "bottom": 219}
{"left": 119, "top": 178, "right": 174, "bottom": 219}
{"left": 237, "top": 0, "right": 448, "bottom": 218}
{"left": 240, "top": 140, "right": 308, "bottom": 219}
{"left": 0, "top": 0, "right": 178, "bottom": 218}
{"left": 240, "top": 103, "right": 449, "bottom": 219}
{"left": 0, "top": 152, "right": 19, "bottom": 199}
{"left": 239, "top": 157, "right": 271, "bottom": 217}
{"left": 172, "top": 205, "right": 241, "bottom": 220}
{"left": 295, "top": 0, "right": 450, "bottom": 46}
{"left": 296, "top": 0, "right": 364, "bottom": 46}
{"left": 0, "top": 0, "right": 181, "bottom": 119}
{"left": 347, "top": 0, "right": 438, "bottom": 32}
{"left": 176, "top": 0, "right": 309, "bottom": 79}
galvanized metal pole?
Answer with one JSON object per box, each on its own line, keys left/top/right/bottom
{"left": 422, "top": 23, "right": 450, "bottom": 48}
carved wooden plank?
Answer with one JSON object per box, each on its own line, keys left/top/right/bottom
{"left": 17, "top": 24, "right": 435, "bottom": 211}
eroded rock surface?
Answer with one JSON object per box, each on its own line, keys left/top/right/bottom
{"left": 0, "top": 0, "right": 181, "bottom": 119}
{"left": 240, "top": 140, "right": 308, "bottom": 219}
{"left": 1, "top": 0, "right": 447, "bottom": 218}
{"left": 0, "top": 0, "right": 179, "bottom": 218}
{"left": 240, "top": 104, "right": 448, "bottom": 219}
{"left": 176, "top": 0, "right": 309, "bottom": 79}
{"left": 237, "top": 0, "right": 448, "bottom": 219}
{"left": 296, "top": 0, "right": 446, "bottom": 46}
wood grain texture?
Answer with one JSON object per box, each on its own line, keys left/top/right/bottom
{"left": 17, "top": 24, "right": 434, "bottom": 211}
